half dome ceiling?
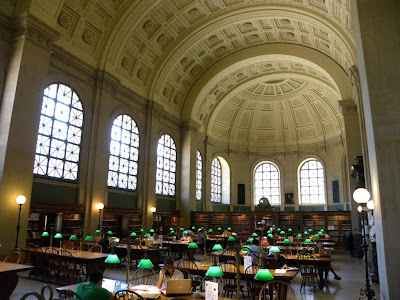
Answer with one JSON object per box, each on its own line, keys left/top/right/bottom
{"left": 20, "top": 0, "right": 355, "bottom": 151}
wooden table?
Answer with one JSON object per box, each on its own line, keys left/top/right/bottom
{"left": 0, "top": 262, "right": 34, "bottom": 300}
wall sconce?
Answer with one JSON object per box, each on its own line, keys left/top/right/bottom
{"left": 15, "top": 195, "right": 26, "bottom": 249}
{"left": 150, "top": 206, "right": 156, "bottom": 213}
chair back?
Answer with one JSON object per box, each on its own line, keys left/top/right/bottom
{"left": 62, "top": 241, "right": 75, "bottom": 250}
{"left": 59, "top": 290, "right": 83, "bottom": 300}
{"left": 89, "top": 244, "right": 103, "bottom": 253}
{"left": 40, "top": 284, "right": 54, "bottom": 300}
{"left": 131, "top": 268, "right": 157, "bottom": 286}
{"left": 4, "top": 251, "right": 21, "bottom": 264}
{"left": 59, "top": 249, "right": 73, "bottom": 257}
{"left": 245, "top": 265, "right": 262, "bottom": 300}
{"left": 114, "top": 290, "right": 144, "bottom": 299}
{"left": 45, "top": 248, "right": 59, "bottom": 255}
{"left": 177, "top": 259, "right": 199, "bottom": 270}
{"left": 19, "top": 291, "right": 43, "bottom": 299}
{"left": 259, "top": 280, "right": 296, "bottom": 300}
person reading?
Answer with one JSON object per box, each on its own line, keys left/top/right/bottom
{"left": 157, "top": 258, "right": 184, "bottom": 289}
{"left": 313, "top": 242, "right": 341, "bottom": 281}
{"left": 74, "top": 270, "right": 113, "bottom": 300}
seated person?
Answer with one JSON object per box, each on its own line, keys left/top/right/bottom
{"left": 261, "top": 236, "right": 269, "bottom": 248}
{"left": 180, "top": 233, "right": 193, "bottom": 243}
{"left": 248, "top": 239, "right": 260, "bottom": 265}
{"left": 313, "top": 242, "right": 341, "bottom": 281}
{"left": 99, "top": 235, "right": 111, "bottom": 253}
{"left": 75, "top": 270, "right": 113, "bottom": 300}
{"left": 196, "top": 229, "right": 206, "bottom": 250}
{"left": 267, "top": 251, "right": 287, "bottom": 268}
{"left": 150, "top": 232, "right": 163, "bottom": 247}
{"left": 157, "top": 258, "right": 185, "bottom": 289}
{"left": 221, "top": 229, "right": 232, "bottom": 237}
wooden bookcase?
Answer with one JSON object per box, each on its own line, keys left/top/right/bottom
{"left": 102, "top": 207, "right": 142, "bottom": 237}
{"left": 152, "top": 211, "right": 179, "bottom": 234}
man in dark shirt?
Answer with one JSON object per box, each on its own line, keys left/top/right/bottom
{"left": 99, "top": 235, "right": 110, "bottom": 253}
{"left": 74, "top": 270, "right": 113, "bottom": 300}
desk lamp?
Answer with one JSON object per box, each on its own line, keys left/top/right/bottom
{"left": 54, "top": 233, "right": 63, "bottom": 249}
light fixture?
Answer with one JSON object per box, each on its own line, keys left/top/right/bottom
{"left": 353, "top": 188, "right": 371, "bottom": 204}
{"left": 183, "top": 230, "right": 188, "bottom": 235}
{"left": 144, "top": 233, "right": 151, "bottom": 238}
{"left": 188, "top": 242, "right": 198, "bottom": 249}
{"left": 170, "top": 230, "right": 175, "bottom": 234}
{"left": 288, "top": 228, "right": 292, "bottom": 232}
{"left": 308, "top": 229, "right": 313, "bottom": 233}
{"left": 41, "top": 232, "right": 50, "bottom": 237}
{"left": 150, "top": 229, "right": 155, "bottom": 233}
{"left": 304, "top": 239, "right": 312, "bottom": 244}
{"left": 227, "top": 227, "right": 231, "bottom": 231}
{"left": 228, "top": 236, "right": 235, "bottom": 242}
{"left": 254, "top": 269, "right": 274, "bottom": 281}
{"left": 192, "top": 226, "right": 196, "bottom": 230}
{"left": 205, "top": 265, "right": 224, "bottom": 277}
{"left": 130, "top": 232, "right": 137, "bottom": 238}
{"left": 277, "top": 228, "right": 281, "bottom": 232}
{"left": 54, "top": 233, "right": 63, "bottom": 249}
{"left": 218, "top": 227, "right": 222, "bottom": 231}
{"left": 269, "top": 246, "right": 281, "bottom": 253}
{"left": 367, "top": 199, "right": 375, "bottom": 210}
{"left": 247, "top": 238, "right": 254, "bottom": 243}
{"left": 150, "top": 206, "right": 156, "bottom": 213}
{"left": 297, "top": 233, "right": 302, "bottom": 238}
{"left": 241, "top": 246, "right": 251, "bottom": 252}
{"left": 252, "top": 233, "right": 258, "bottom": 237}
{"left": 283, "top": 239, "right": 291, "bottom": 244}
{"left": 105, "top": 253, "right": 120, "bottom": 264}
{"left": 208, "top": 228, "right": 213, "bottom": 233}
{"left": 267, "top": 233, "right": 273, "bottom": 238}
{"left": 85, "top": 235, "right": 94, "bottom": 242}
{"left": 170, "top": 227, "right": 174, "bottom": 231}
{"left": 212, "top": 244, "right": 223, "bottom": 251}
{"left": 280, "top": 231, "right": 285, "bottom": 235}
{"left": 138, "top": 258, "right": 154, "bottom": 268}
{"left": 15, "top": 195, "right": 26, "bottom": 248}
{"left": 358, "top": 205, "right": 363, "bottom": 213}
{"left": 313, "top": 234, "right": 319, "bottom": 239}
{"left": 70, "top": 234, "right": 78, "bottom": 240}
{"left": 107, "top": 230, "right": 113, "bottom": 235}
{"left": 180, "top": 227, "right": 184, "bottom": 231}
{"left": 97, "top": 203, "right": 104, "bottom": 231}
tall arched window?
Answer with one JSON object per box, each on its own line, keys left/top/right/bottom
{"left": 211, "top": 158, "right": 222, "bottom": 203}
{"left": 33, "top": 83, "right": 83, "bottom": 181}
{"left": 156, "top": 134, "right": 176, "bottom": 196}
{"left": 196, "top": 150, "right": 202, "bottom": 201}
{"left": 299, "top": 158, "right": 326, "bottom": 204}
{"left": 254, "top": 162, "right": 281, "bottom": 205}
{"left": 107, "top": 114, "right": 139, "bottom": 190}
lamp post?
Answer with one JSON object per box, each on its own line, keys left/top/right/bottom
{"left": 97, "top": 203, "right": 104, "bottom": 233}
{"left": 15, "top": 195, "right": 26, "bottom": 249}
{"left": 353, "top": 188, "right": 375, "bottom": 300}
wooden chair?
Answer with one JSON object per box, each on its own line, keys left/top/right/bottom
{"left": 131, "top": 268, "right": 157, "bottom": 286}
{"left": 245, "top": 265, "right": 263, "bottom": 300}
{"left": 4, "top": 251, "right": 21, "bottom": 264}
{"left": 40, "top": 284, "right": 54, "bottom": 300}
{"left": 219, "top": 262, "right": 246, "bottom": 299}
{"left": 58, "top": 289, "right": 83, "bottom": 300}
{"left": 114, "top": 290, "right": 144, "bottom": 299}
{"left": 19, "top": 291, "right": 42, "bottom": 299}
{"left": 259, "top": 280, "right": 296, "bottom": 300}
{"left": 89, "top": 244, "right": 103, "bottom": 253}
{"left": 176, "top": 260, "right": 202, "bottom": 291}
{"left": 62, "top": 241, "right": 75, "bottom": 250}
{"left": 298, "top": 263, "right": 319, "bottom": 293}
{"left": 199, "top": 276, "right": 225, "bottom": 297}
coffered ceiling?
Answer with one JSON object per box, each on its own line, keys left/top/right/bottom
{"left": 2, "top": 0, "right": 356, "bottom": 151}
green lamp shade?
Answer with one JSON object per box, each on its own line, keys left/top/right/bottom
{"left": 252, "top": 233, "right": 258, "bottom": 237}
{"left": 212, "top": 244, "right": 223, "bottom": 251}
{"left": 170, "top": 231, "right": 175, "bottom": 234}
{"left": 257, "top": 221, "right": 261, "bottom": 225}
{"left": 320, "top": 229, "right": 325, "bottom": 233}
{"left": 140, "top": 229, "right": 144, "bottom": 232}
{"left": 227, "top": 227, "right": 231, "bottom": 231}
{"left": 180, "top": 227, "right": 184, "bottom": 231}
{"left": 188, "top": 242, "right": 198, "bottom": 249}
{"left": 314, "top": 234, "right": 319, "bottom": 238}
{"left": 85, "top": 235, "right": 94, "bottom": 242}
{"left": 277, "top": 228, "right": 281, "bottom": 232}
{"left": 69, "top": 235, "right": 78, "bottom": 240}
{"left": 201, "top": 227, "right": 205, "bottom": 230}
{"left": 247, "top": 238, "right": 254, "bottom": 243}
{"left": 183, "top": 230, "right": 188, "bottom": 235}
{"left": 308, "top": 229, "right": 313, "bottom": 232}
{"left": 228, "top": 236, "right": 235, "bottom": 242}
{"left": 198, "top": 229, "right": 202, "bottom": 232}
{"left": 280, "top": 231, "right": 285, "bottom": 235}
{"left": 95, "top": 230, "right": 101, "bottom": 234}
{"left": 150, "top": 229, "right": 155, "bottom": 233}
{"left": 205, "top": 265, "right": 224, "bottom": 277}
{"left": 304, "top": 231, "right": 308, "bottom": 235}
{"left": 304, "top": 239, "right": 312, "bottom": 244}
{"left": 241, "top": 246, "right": 251, "bottom": 252}
{"left": 130, "top": 232, "right": 137, "bottom": 237}
{"left": 283, "top": 239, "right": 291, "bottom": 244}
{"left": 218, "top": 227, "right": 222, "bottom": 231}
{"left": 107, "top": 231, "right": 113, "bottom": 235}
{"left": 267, "top": 233, "right": 273, "bottom": 238}
{"left": 54, "top": 233, "right": 63, "bottom": 239}
{"left": 170, "top": 227, "right": 174, "bottom": 231}
{"left": 105, "top": 253, "right": 121, "bottom": 264}
{"left": 297, "top": 234, "right": 302, "bottom": 238}
{"left": 192, "top": 226, "right": 196, "bottom": 230}
{"left": 269, "top": 246, "right": 281, "bottom": 253}
{"left": 267, "top": 230, "right": 271, "bottom": 234}
{"left": 208, "top": 228, "right": 213, "bottom": 232}
{"left": 138, "top": 258, "right": 154, "bottom": 269}
{"left": 288, "top": 228, "right": 292, "bottom": 232}
{"left": 272, "top": 225, "right": 276, "bottom": 227}
{"left": 254, "top": 269, "right": 274, "bottom": 281}
{"left": 144, "top": 233, "right": 151, "bottom": 238}
{"left": 41, "top": 232, "right": 50, "bottom": 237}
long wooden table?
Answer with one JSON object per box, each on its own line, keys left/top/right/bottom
{"left": 0, "top": 262, "right": 34, "bottom": 300}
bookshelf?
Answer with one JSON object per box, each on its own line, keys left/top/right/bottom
{"left": 102, "top": 207, "right": 142, "bottom": 237}
{"left": 152, "top": 211, "right": 179, "bottom": 234}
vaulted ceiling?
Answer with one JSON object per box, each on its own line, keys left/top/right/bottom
{"left": 2, "top": 0, "right": 356, "bottom": 151}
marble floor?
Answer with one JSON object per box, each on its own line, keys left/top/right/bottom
{"left": 10, "top": 249, "right": 380, "bottom": 299}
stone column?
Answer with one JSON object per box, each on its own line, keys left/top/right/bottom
{"left": 353, "top": 1, "right": 400, "bottom": 299}
{"left": 0, "top": 14, "right": 59, "bottom": 255}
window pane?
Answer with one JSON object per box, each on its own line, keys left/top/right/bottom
{"left": 33, "top": 83, "right": 84, "bottom": 182}
{"left": 299, "top": 159, "right": 325, "bottom": 204}
{"left": 196, "top": 151, "right": 202, "bottom": 201}
{"left": 211, "top": 158, "right": 222, "bottom": 203}
{"left": 253, "top": 162, "right": 281, "bottom": 205}
{"left": 155, "top": 134, "right": 176, "bottom": 196}
{"left": 107, "top": 115, "right": 140, "bottom": 191}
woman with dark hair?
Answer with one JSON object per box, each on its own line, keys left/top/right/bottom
{"left": 157, "top": 258, "right": 184, "bottom": 289}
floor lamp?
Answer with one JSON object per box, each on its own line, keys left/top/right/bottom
{"left": 15, "top": 195, "right": 26, "bottom": 249}
{"left": 353, "top": 188, "right": 375, "bottom": 300}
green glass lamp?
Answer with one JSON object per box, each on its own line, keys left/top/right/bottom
{"left": 41, "top": 231, "right": 50, "bottom": 237}
{"left": 257, "top": 221, "right": 261, "bottom": 225}
{"left": 192, "top": 226, "right": 196, "bottom": 230}
{"left": 303, "top": 231, "right": 308, "bottom": 235}
{"left": 138, "top": 258, "right": 154, "bottom": 268}
{"left": 107, "top": 230, "right": 113, "bottom": 235}
{"left": 247, "top": 238, "right": 254, "bottom": 243}
{"left": 105, "top": 253, "right": 121, "bottom": 264}
{"left": 208, "top": 228, "right": 213, "bottom": 233}
{"left": 170, "top": 230, "right": 175, "bottom": 234}
{"left": 297, "top": 233, "right": 302, "bottom": 238}
{"left": 170, "top": 227, "right": 174, "bottom": 231}
{"left": 267, "top": 230, "right": 271, "bottom": 234}
{"left": 269, "top": 246, "right": 281, "bottom": 253}
{"left": 198, "top": 228, "right": 202, "bottom": 232}
{"left": 183, "top": 230, "right": 188, "bottom": 235}
{"left": 85, "top": 235, "right": 94, "bottom": 242}
{"left": 254, "top": 269, "right": 274, "bottom": 281}
{"left": 54, "top": 233, "right": 63, "bottom": 239}
{"left": 95, "top": 229, "right": 101, "bottom": 235}
{"left": 212, "top": 244, "right": 223, "bottom": 251}
{"left": 205, "top": 265, "right": 224, "bottom": 277}
{"left": 180, "top": 227, "right": 184, "bottom": 231}
{"left": 144, "top": 233, "right": 151, "bottom": 238}
{"left": 288, "top": 228, "right": 292, "bottom": 232}
{"left": 277, "top": 228, "right": 281, "bottom": 232}
{"left": 280, "top": 231, "right": 285, "bottom": 235}
{"left": 130, "top": 232, "right": 137, "bottom": 238}
{"left": 227, "top": 227, "right": 231, "bottom": 231}
{"left": 241, "top": 246, "right": 251, "bottom": 252}
{"left": 201, "top": 227, "right": 205, "bottom": 230}
{"left": 314, "top": 234, "right": 319, "bottom": 238}
{"left": 272, "top": 225, "right": 276, "bottom": 227}
{"left": 267, "top": 233, "right": 273, "bottom": 238}
{"left": 140, "top": 228, "right": 144, "bottom": 233}
{"left": 149, "top": 229, "right": 155, "bottom": 233}
{"left": 188, "top": 242, "right": 198, "bottom": 249}
{"left": 308, "top": 229, "right": 313, "bottom": 233}
{"left": 70, "top": 234, "right": 78, "bottom": 241}
{"left": 252, "top": 233, "right": 258, "bottom": 237}
{"left": 320, "top": 229, "right": 325, "bottom": 233}
{"left": 227, "top": 236, "right": 235, "bottom": 242}
{"left": 283, "top": 238, "right": 291, "bottom": 244}
{"left": 218, "top": 227, "right": 222, "bottom": 231}
{"left": 304, "top": 239, "right": 312, "bottom": 244}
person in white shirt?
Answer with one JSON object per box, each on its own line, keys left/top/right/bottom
{"left": 157, "top": 258, "right": 184, "bottom": 289}
{"left": 151, "top": 232, "right": 163, "bottom": 246}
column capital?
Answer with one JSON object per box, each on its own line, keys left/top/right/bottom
{"left": 182, "top": 120, "right": 201, "bottom": 132}
{"left": 339, "top": 99, "right": 358, "bottom": 115}
{"left": 11, "top": 13, "right": 60, "bottom": 51}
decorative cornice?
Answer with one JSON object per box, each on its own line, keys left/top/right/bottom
{"left": 338, "top": 99, "right": 357, "bottom": 114}
{"left": 11, "top": 13, "right": 60, "bottom": 51}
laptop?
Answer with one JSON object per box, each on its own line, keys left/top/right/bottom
{"left": 102, "top": 278, "right": 129, "bottom": 293}
{"left": 319, "top": 249, "right": 332, "bottom": 257}
{"left": 164, "top": 279, "right": 192, "bottom": 296}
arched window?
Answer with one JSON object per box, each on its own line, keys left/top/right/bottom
{"left": 107, "top": 115, "right": 139, "bottom": 190}
{"left": 211, "top": 158, "right": 222, "bottom": 203}
{"left": 196, "top": 150, "right": 202, "bottom": 201}
{"left": 254, "top": 162, "right": 281, "bottom": 205}
{"left": 33, "top": 83, "right": 83, "bottom": 181}
{"left": 156, "top": 134, "right": 176, "bottom": 196}
{"left": 299, "top": 158, "right": 326, "bottom": 204}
